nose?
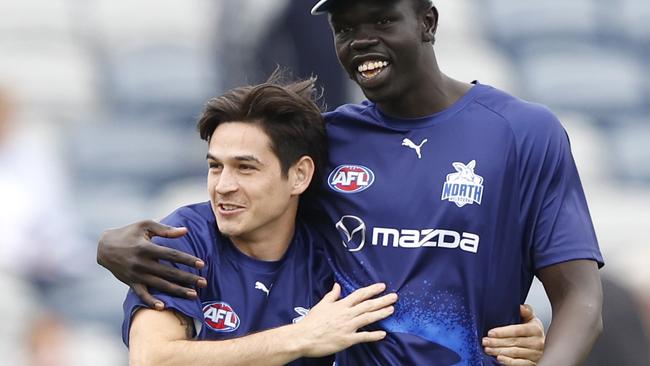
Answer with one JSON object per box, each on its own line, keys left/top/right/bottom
{"left": 215, "top": 168, "right": 238, "bottom": 195}
{"left": 350, "top": 30, "right": 379, "bottom": 50}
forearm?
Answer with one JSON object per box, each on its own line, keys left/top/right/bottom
{"left": 131, "top": 323, "right": 309, "bottom": 366}
{"left": 129, "top": 283, "right": 395, "bottom": 366}
{"left": 537, "top": 260, "right": 603, "bottom": 366}
{"left": 537, "top": 292, "right": 602, "bottom": 366}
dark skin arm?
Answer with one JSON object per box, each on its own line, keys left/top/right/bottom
{"left": 97, "top": 220, "right": 207, "bottom": 310}
{"left": 536, "top": 260, "right": 603, "bottom": 366}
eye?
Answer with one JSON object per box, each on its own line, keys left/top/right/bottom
{"left": 208, "top": 162, "right": 222, "bottom": 170}
{"left": 335, "top": 25, "right": 353, "bottom": 35}
{"left": 376, "top": 17, "right": 395, "bottom": 27}
{"left": 239, "top": 164, "right": 257, "bottom": 172}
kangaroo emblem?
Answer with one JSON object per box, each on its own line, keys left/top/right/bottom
{"left": 402, "top": 138, "right": 428, "bottom": 159}
{"left": 447, "top": 160, "right": 483, "bottom": 185}
{"left": 441, "top": 160, "right": 484, "bottom": 207}
{"left": 254, "top": 281, "right": 271, "bottom": 296}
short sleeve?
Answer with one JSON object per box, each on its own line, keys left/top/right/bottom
{"left": 514, "top": 106, "right": 604, "bottom": 272}
{"left": 121, "top": 205, "right": 211, "bottom": 346}
{"left": 121, "top": 288, "right": 204, "bottom": 346}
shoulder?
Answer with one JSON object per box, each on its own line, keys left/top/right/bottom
{"left": 472, "top": 84, "right": 565, "bottom": 141}
{"left": 293, "top": 219, "right": 329, "bottom": 269}
{"left": 295, "top": 219, "right": 327, "bottom": 247}
{"left": 160, "top": 202, "right": 215, "bottom": 228}
{"left": 323, "top": 100, "right": 375, "bottom": 126}
{"left": 154, "top": 202, "right": 217, "bottom": 256}
{"left": 293, "top": 219, "right": 334, "bottom": 292}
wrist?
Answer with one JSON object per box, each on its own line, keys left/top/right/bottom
{"left": 276, "top": 322, "right": 312, "bottom": 358}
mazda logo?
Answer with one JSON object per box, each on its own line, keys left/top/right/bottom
{"left": 335, "top": 215, "right": 366, "bottom": 252}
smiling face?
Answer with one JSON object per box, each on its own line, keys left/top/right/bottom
{"left": 329, "top": 0, "right": 437, "bottom": 111}
{"left": 206, "top": 122, "right": 301, "bottom": 245}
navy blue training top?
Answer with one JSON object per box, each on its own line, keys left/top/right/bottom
{"left": 318, "top": 82, "right": 603, "bottom": 365}
{"left": 122, "top": 202, "right": 334, "bottom": 366}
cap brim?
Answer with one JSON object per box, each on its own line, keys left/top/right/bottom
{"left": 310, "top": 0, "right": 332, "bottom": 15}
{"left": 312, "top": 0, "right": 434, "bottom": 16}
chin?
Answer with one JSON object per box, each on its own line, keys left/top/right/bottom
{"left": 361, "top": 88, "right": 393, "bottom": 105}
{"left": 216, "top": 223, "right": 240, "bottom": 237}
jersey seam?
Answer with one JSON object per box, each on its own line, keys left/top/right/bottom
{"left": 472, "top": 98, "right": 525, "bottom": 219}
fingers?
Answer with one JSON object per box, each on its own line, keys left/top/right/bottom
{"left": 340, "top": 283, "right": 387, "bottom": 306}
{"left": 350, "top": 330, "right": 388, "bottom": 345}
{"left": 137, "top": 273, "right": 199, "bottom": 299}
{"left": 351, "top": 292, "right": 398, "bottom": 316}
{"left": 487, "top": 322, "right": 543, "bottom": 338}
{"left": 483, "top": 336, "right": 544, "bottom": 351}
{"left": 138, "top": 260, "right": 207, "bottom": 288}
{"left": 483, "top": 319, "right": 544, "bottom": 364}
{"left": 351, "top": 304, "right": 396, "bottom": 329}
{"left": 493, "top": 354, "right": 536, "bottom": 366}
{"left": 336, "top": 283, "right": 397, "bottom": 328}
{"left": 141, "top": 220, "right": 188, "bottom": 239}
{"left": 131, "top": 283, "right": 165, "bottom": 310}
{"left": 142, "top": 242, "right": 205, "bottom": 271}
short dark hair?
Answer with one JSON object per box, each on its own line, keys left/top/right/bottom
{"left": 197, "top": 70, "right": 327, "bottom": 202}
{"left": 413, "top": 0, "right": 433, "bottom": 14}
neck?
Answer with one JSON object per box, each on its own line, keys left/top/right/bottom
{"left": 377, "top": 51, "right": 472, "bottom": 118}
{"left": 228, "top": 202, "right": 298, "bottom": 262}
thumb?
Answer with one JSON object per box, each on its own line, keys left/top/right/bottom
{"left": 322, "top": 283, "right": 342, "bottom": 303}
{"left": 142, "top": 220, "right": 188, "bottom": 238}
{"left": 520, "top": 304, "right": 534, "bottom": 322}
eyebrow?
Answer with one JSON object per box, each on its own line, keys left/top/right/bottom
{"left": 206, "top": 153, "right": 262, "bottom": 164}
{"left": 331, "top": 9, "right": 391, "bottom": 27}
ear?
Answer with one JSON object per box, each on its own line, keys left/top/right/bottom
{"left": 421, "top": 5, "right": 438, "bottom": 44}
{"left": 288, "top": 156, "right": 315, "bottom": 195}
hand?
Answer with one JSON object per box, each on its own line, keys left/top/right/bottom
{"left": 295, "top": 283, "right": 397, "bottom": 358}
{"left": 97, "top": 220, "right": 207, "bottom": 310}
{"left": 482, "top": 304, "right": 545, "bottom": 365}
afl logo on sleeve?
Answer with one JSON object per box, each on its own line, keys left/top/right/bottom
{"left": 328, "top": 165, "right": 375, "bottom": 193}
{"left": 202, "top": 301, "right": 240, "bottom": 332}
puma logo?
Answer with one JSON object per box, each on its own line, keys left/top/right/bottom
{"left": 254, "top": 281, "right": 271, "bottom": 296}
{"left": 402, "top": 138, "right": 428, "bottom": 159}
{"left": 292, "top": 307, "right": 309, "bottom": 323}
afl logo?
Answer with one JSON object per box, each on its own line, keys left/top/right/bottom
{"left": 328, "top": 165, "right": 375, "bottom": 193}
{"left": 202, "top": 301, "right": 240, "bottom": 332}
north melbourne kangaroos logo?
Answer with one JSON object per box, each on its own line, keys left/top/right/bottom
{"left": 441, "top": 160, "right": 484, "bottom": 207}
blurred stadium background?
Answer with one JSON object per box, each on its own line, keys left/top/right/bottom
{"left": 0, "top": 0, "right": 648, "bottom": 364}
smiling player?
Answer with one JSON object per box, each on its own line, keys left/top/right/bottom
{"left": 94, "top": 0, "right": 604, "bottom": 364}
{"left": 124, "top": 75, "right": 399, "bottom": 366}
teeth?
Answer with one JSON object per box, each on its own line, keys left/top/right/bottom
{"left": 357, "top": 60, "right": 389, "bottom": 73}
{"left": 221, "top": 204, "right": 239, "bottom": 211}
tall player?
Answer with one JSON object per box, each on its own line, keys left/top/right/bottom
{"left": 310, "top": 1, "right": 602, "bottom": 365}
{"left": 124, "top": 75, "right": 402, "bottom": 366}
{"left": 97, "top": 0, "right": 605, "bottom": 364}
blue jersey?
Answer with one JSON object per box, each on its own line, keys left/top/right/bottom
{"left": 122, "top": 202, "right": 334, "bottom": 366}
{"left": 318, "top": 82, "right": 604, "bottom": 365}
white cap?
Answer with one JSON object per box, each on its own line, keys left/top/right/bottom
{"left": 310, "top": 0, "right": 334, "bottom": 15}
{"left": 311, "top": 0, "right": 433, "bottom": 16}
